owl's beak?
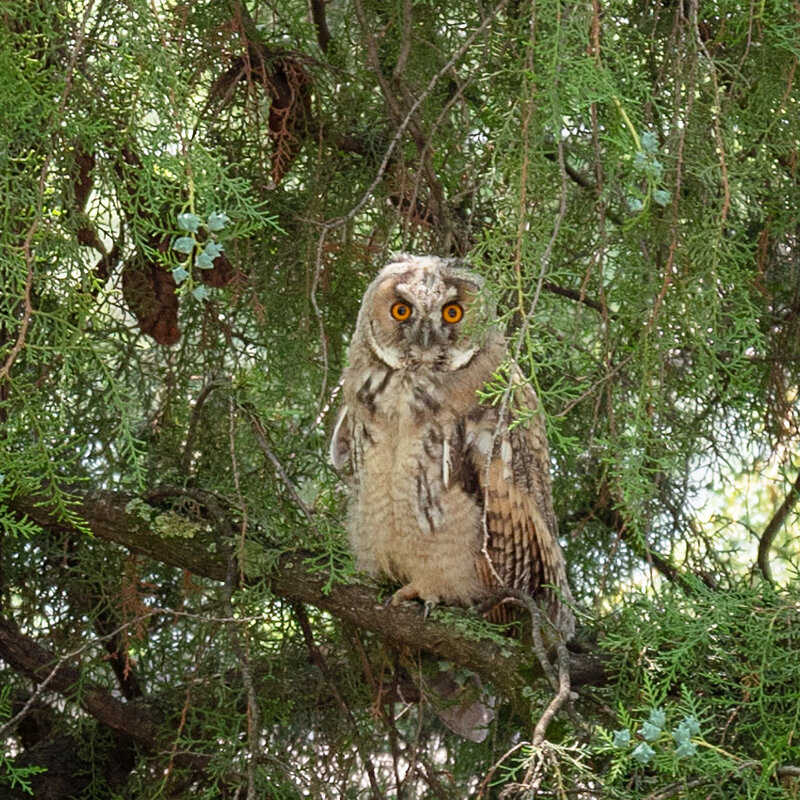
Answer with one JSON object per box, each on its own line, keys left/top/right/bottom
{"left": 419, "top": 319, "right": 432, "bottom": 349}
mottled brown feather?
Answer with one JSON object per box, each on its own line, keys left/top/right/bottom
{"left": 469, "top": 381, "right": 575, "bottom": 638}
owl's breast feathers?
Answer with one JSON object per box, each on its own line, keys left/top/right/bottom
{"left": 331, "top": 332, "right": 574, "bottom": 640}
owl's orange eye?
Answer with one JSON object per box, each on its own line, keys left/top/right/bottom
{"left": 442, "top": 303, "right": 464, "bottom": 324}
{"left": 391, "top": 301, "right": 412, "bottom": 321}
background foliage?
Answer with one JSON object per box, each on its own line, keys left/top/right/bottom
{"left": 1, "top": 0, "right": 799, "bottom": 797}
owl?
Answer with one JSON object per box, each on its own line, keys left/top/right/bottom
{"left": 330, "top": 254, "right": 574, "bottom": 640}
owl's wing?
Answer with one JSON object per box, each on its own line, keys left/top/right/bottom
{"left": 466, "top": 377, "right": 575, "bottom": 639}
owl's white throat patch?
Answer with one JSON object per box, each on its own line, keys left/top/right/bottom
{"left": 449, "top": 346, "right": 477, "bottom": 371}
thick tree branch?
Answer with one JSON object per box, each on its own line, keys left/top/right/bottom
{"left": 308, "top": 0, "right": 331, "bottom": 53}
{"left": 0, "top": 618, "right": 244, "bottom": 796}
{"left": 0, "top": 618, "right": 160, "bottom": 745}
{"left": 8, "top": 489, "right": 607, "bottom": 710}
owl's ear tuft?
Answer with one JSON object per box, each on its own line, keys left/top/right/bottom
{"left": 330, "top": 406, "right": 351, "bottom": 470}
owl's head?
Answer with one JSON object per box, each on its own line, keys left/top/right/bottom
{"left": 353, "top": 253, "right": 491, "bottom": 371}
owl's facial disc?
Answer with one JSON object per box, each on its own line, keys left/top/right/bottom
{"left": 360, "top": 255, "right": 484, "bottom": 372}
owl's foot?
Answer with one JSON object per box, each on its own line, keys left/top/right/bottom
{"left": 390, "top": 583, "right": 439, "bottom": 618}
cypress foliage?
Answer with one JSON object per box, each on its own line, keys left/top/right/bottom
{"left": 1, "top": 1, "right": 799, "bottom": 797}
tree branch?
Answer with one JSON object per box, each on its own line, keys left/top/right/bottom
{"left": 757, "top": 466, "right": 800, "bottom": 581}
{"left": 542, "top": 146, "right": 625, "bottom": 227}
{"left": 308, "top": 0, "right": 331, "bottom": 53}
{"left": 542, "top": 280, "right": 608, "bottom": 316}
{"left": 0, "top": 618, "right": 245, "bottom": 795}
{"left": 8, "top": 489, "right": 607, "bottom": 711}
{"left": 0, "top": 618, "right": 160, "bottom": 745}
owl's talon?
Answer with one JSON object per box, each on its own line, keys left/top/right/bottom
{"left": 389, "top": 585, "right": 439, "bottom": 619}
{"left": 390, "top": 584, "right": 420, "bottom": 606}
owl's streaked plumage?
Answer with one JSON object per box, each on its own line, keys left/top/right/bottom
{"left": 331, "top": 254, "right": 574, "bottom": 640}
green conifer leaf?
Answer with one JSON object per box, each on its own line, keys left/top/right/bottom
{"left": 172, "top": 236, "right": 196, "bottom": 254}
{"left": 196, "top": 250, "right": 215, "bottom": 269}
{"left": 206, "top": 212, "right": 229, "bottom": 232}
{"left": 177, "top": 212, "right": 201, "bottom": 232}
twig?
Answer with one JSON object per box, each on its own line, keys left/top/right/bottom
{"left": 691, "top": 0, "right": 730, "bottom": 226}
{"left": 226, "top": 396, "right": 260, "bottom": 800}
{"left": 645, "top": 761, "right": 800, "bottom": 800}
{"left": 477, "top": 741, "right": 529, "bottom": 798}
{"left": 310, "top": 227, "right": 331, "bottom": 416}
{"left": 513, "top": 744, "right": 558, "bottom": 797}
{"left": 553, "top": 353, "right": 634, "bottom": 418}
{"left": 393, "top": 0, "right": 413, "bottom": 82}
{"left": 221, "top": 553, "right": 261, "bottom": 800}
{"left": 164, "top": 688, "right": 194, "bottom": 781}
{"left": 481, "top": 586, "right": 576, "bottom": 745}
{"left": 645, "top": 775, "right": 712, "bottom": 800}
{"left": 645, "top": 58, "right": 692, "bottom": 332}
{"left": 542, "top": 281, "right": 607, "bottom": 316}
{"left": 482, "top": 129, "right": 571, "bottom": 573}
{"left": 352, "top": 0, "right": 448, "bottom": 240}
{"left": 541, "top": 148, "right": 625, "bottom": 228}
{"left": 512, "top": 4, "right": 536, "bottom": 284}
{"left": 229, "top": 396, "right": 249, "bottom": 580}
{"left": 777, "top": 765, "right": 800, "bottom": 778}
{"left": 757, "top": 466, "right": 800, "bottom": 581}
{"left": 316, "top": 0, "right": 509, "bottom": 231}
{"left": 307, "top": 375, "right": 342, "bottom": 437}
{"left": 532, "top": 639, "right": 573, "bottom": 747}
{"left": 397, "top": 45, "right": 479, "bottom": 254}
{"left": 247, "top": 411, "right": 315, "bottom": 523}
{"left": 0, "top": 258, "right": 35, "bottom": 385}
{"left": 181, "top": 378, "right": 230, "bottom": 474}
{"left": 352, "top": 0, "right": 403, "bottom": 121}
{"left": 525, "top": 598, "right": 560, "bottom": 692}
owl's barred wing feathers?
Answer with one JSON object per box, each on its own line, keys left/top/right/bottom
{"left": 467, "top": 381, "right": 575, "bottom": 640}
